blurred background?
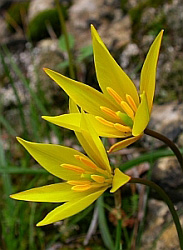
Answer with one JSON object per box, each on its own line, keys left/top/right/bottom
{"left": 0, "top": 0, "right": 183, "bottom": 249}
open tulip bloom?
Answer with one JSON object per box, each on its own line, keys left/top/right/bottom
{"left": 10, "top": 112, "right": 130, "bottom": 226}
{"left": 42, "top": 25, "right": 163, "bottom": 153}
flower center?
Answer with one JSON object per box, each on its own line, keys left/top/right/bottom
{"left": 61, "top": 155, "right": 112, "bottom": 192}
{"left": 95, "top": 87, "right": 138, "bottom": 135}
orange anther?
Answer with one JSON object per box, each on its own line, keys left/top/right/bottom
{"left": 106, "top": 87, "right": 123, "bottom": 105}
{"left": 126, "top": 94, "right": 137, "bottom": 112}
{"left": 100, "top": 106, "right": 119, "bottom": 120}
{"left": 72, "top": 184, "right": 91, "bottom": 192}
{"left": 121, "top": 101, "right": 134, "bottom": 119}
{"left": 91, "top": 175, "right": 105, "bottom": 183}
{"left": 61, "top": 164, "right": 85, "bottom": 174}
{"left": 114, "top": 123, "right": 132, "bottom": 133}
{"left": 95, "top": 116, "right": 114, "bottom": 127}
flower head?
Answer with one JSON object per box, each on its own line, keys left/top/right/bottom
{"left": 10, "top": 112, "right": 130, "bottom": 226}
{"left": 42, "top": 25, "right": 163, "bottom": 153}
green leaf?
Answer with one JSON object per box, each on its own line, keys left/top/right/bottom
{"left": 97, "top": 195, "right": 114, "bottom": 250}
{"left": 59, "top": 34, "right": 75, "bottom": 51}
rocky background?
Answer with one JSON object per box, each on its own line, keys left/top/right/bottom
{"left": 0, "top": 0, "right": 183, "bottom": 249}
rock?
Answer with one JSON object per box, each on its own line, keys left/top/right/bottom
{"left": 151, "top": 156, "right": 183, "bottom": 202}
{"left": 145, "top": 102, "right": 183, "bottom": 148}
{"left": 140, "top": 199, "right": 183, "bottom": 250}
{"left": 68, "top": 0, "right": 132, "bottom": 50}
{"left": 28, "top": 0, "right": 55, "bottom": 21}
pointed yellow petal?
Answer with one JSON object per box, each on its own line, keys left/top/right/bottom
{"left": 10, "top": 183, "right": 87, "bottom": 202}
{"left": 140, "top": 30, "right": 163, "bottom": 112}
{"left": 132, "top": 92, "right": 149, "bottom": 136}
{"left": 110, "top": 168, "right": 131, "bottom": 193}
{"left": 79, "top": 112, "right": 111, "bottom": 173}
{"left": 91, "top": 25, "right": 139, "bottom": 106}
{"left": 42, "top": 114, "right": 81, "bottom": 133}
{"left": 44, "top": 68, "right": 116, "bottom": 116}
{"left": 108, "top": 134, "right": 143, "bottom": 153}
{"left": 36, "top": 187, "right": 107, "bottom": 226}
{"left": 16, "top": 137, "right": 87, "bottom": 180}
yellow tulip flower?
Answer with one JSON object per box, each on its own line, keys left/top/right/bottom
{"left": 10, "top": 113, "right": 130, "bottom": 226}
{"left": 43, "top": 25, "right": 163, "bottom": 153}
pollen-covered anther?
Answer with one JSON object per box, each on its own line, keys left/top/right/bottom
{"left": 91, "top": 175, "right": 105, "bottom": 184}
{"left": 72, "top": 184, "right": 91, "bottom": 192}
{"left": 100, "top": 106, "right": 120, "bottom": 120}
{"left": 121, "top": 101, "right": 134, "bottom": 119}
{"left": 67, "top": 180, "right": 91, "bottom": 185}
{"left": 95, "top": 116, "right": 114, "bottom": 127}
{"left": 78, "top": 156, "right": 97, "bottom": 170}
{"left": 61, "top": 164, "right": 85, "bottom": 173}
{"left": 106, "top": 87, "right": 123, "bottom": 105}
{"left": 126, "top": 94, "right": 137, "bottom": 112}
{"left": 114, "top": 123, "right": 132, "bottom": 133}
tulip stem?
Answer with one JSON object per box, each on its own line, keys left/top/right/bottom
{"left": 114, "top": 188, "right": 122, "bottom": 250}
{"left": 130, "top": 178, "right": 183, "bottom": 249}
{"left": 144, "top": 128, "right": 183, "bottom": 172}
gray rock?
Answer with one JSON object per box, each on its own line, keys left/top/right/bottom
{"left": 140, "top": 199, "right": 183, "bottom": 250}
{"left": 68, "top": 0, "right": 131, "bottom": 50}
{"left": 28, "top": 0, "right": 55, "bottom": 21}
{"left": 145, "top": 102, "right": 183, "bottom": 148}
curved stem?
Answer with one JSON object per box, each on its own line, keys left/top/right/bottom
{"left": 144, "top": 128, "right": 183, "bottom": 172}
{"left": 130, "top": 178, "right": 183, "bottom": 249}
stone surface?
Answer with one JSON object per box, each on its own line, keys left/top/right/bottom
{"left": 28, "top": 0, "right": 55, "bottom": 21}
{"left": 151, "top": 156, "right": 183, "bottom": 202}
{"left": 67, "top": 0, "right": 131, "bottom": 50}
{"left": 140, "top": 199, "right": 183, "bottom": 250}
{"left": 145, "top": 102, "right": 183, "bottom": 148}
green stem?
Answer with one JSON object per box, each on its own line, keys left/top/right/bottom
{"left": 114, "top": 188, "right": 122, "bottom": 250}
{"left": 144, "top": 128, "right": 183, "bottom": 173}
{"left": 130, "top": 178, "right": 183, "bottom": 249}
{"left": 56, "top": 0, "right": 75, "bottom": 79}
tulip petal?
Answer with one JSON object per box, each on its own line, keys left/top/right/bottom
{"left": 110, "top": 168, "right": 131, "bottom": 193}
{"left": 42, "top": 114, "right": 81, "bottom": 133}
{"left": 10, "top": 183, "right": 89, "bottom": 202}
{"left": 44, "top": 68, "right": 117, "bottom": 117}
{"left": 79, "top": 112, "right": 111, "bottom": 172}
{"left": 43, "top": 113, "right": 127, "bottom": 138}
{"left": 91, "top": 25, "right": 139, "bottom": 106}
{"left": 132, "top": 92, "right": 149, "bottom": 136}
{"left": 108, "top": 134, "right": 143, "bottom": 153}
{"left": 140, "top": 30, "right": 163, "bottom": 112}
{"left": 36, "top": 187, "right": 107, "bottom": 226}
{"left": 17, "top": 137, "right": 88, "bottom": 180}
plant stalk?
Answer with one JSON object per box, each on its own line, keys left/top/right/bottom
{"left": 130, "top": 178, "right": 183, "bottom": 249}
{"left": 144, "top": 128, "right": 183, "bottom": 172}
{"left": 114, "top": 188, "right": 122, "bottom": 250}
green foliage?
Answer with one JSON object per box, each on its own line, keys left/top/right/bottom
{"left": 27, "top": 8, "right": 66, "bottom": 42}
{"left": 58, "top": 33, "right": 75, "bottom": 52}
{"left": 5, "top": 2, "right": 29, "bottom": 32}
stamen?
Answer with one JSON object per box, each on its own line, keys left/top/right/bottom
{"left": 126, "top": 94, "right": 137, "bottom": 112}
{"left": 95, "top": 116, "right": 114, "bottom": 127}
{"left": 121, "top": 101, "right": 134, "bottom": 119}
{"left": 91, "top": 175, "right": 105, "bottom": 183}
{"left": 78, "top": 156, "right": 97, "bottom": 170}
{"left": 61, "top": 164, "right": 85, "bottom": 173}
{"left": 100, "top": 106, "right": 119, "bottom": 120}
{"left": 106, "top": 87, "right": 123, "bottom": 105}
{"left": 68, "top": 180, "right": 91, "bottom": 185}
{"left": 72, "top": 184, "right": 91, "bottom": 192}
{"left": 114, "top": 123, "right": 132, "bottom": 133}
